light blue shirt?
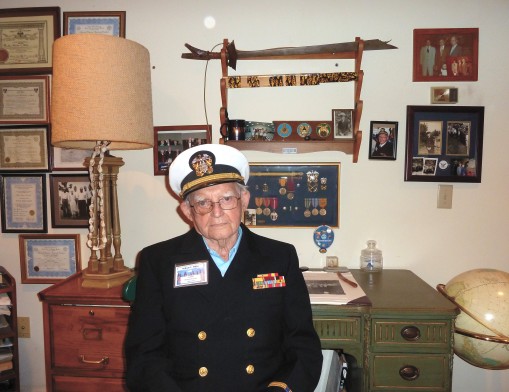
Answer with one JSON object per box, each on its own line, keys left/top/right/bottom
{"left": 203, "top": 227, "right": 243, "bottom": 277}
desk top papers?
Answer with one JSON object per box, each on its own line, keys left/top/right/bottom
{"left": 303, "top": 270, "right": 370, "bottom": 305}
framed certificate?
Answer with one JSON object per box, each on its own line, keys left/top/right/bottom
{"left": 51, "top": 147, "right": 89, "bottom": 171}
{"left": 0, "top": 7, "right": 61, "bottom": 75}
{"left": 19, "top": 234, "right": 81, "bottom": 284}
{"left": 63, "top": 11, "right": 126, "bottom": 37}
{"left": 0, "top": 125, "right": 50, "bottom": 172}
{"left": 0, "top": 76, "right": 50, "bottom": 123}
{"left": 1, "top": 174, "right": 47, "bottom": 233}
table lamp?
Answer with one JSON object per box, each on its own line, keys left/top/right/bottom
{"left": 51, "top": 34, "right": 154, "bottom": 288}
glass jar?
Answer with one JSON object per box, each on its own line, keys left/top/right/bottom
{"left": 360, "top": 240, "right": 383, "bottom": 272}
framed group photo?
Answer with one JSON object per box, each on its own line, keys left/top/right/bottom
{"left": 49, "top": 174, "right": 91, "bottom": 228}
{"left": 19, "top": 234, "right": 81, "bottom": 284}
{"left": 369, "top": 121, "right": 398, "bottom": 160}
{"left": 413, "top": 28, "right": 479, "bottom": 82}
{"left": 153, "top": 125, "right": 212, "bottom": 176}
{"left": 63, "top": 11, "right": 126, "bottom": 37}
{"left": 405, "top": 105, "right": 484, "bottom": 182}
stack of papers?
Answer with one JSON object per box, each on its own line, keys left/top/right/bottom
{"left": 0, "top": 294, "right": 10, "bottom": 306}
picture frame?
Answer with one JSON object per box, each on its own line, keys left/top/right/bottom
{"left": 431, "top": 87, "right": 459, "bottom": 104}
{"left": 0, "top": 7, "right": 61, "bottom": 75}
{"left": 0, "top": 76, "right": 50, "bottom": 123}
{"left": 19, "top": 234, "right": 81, "bottom": 284}
{"left": 63, "top": 11, "right": 126, "bottom": 37}
{"left": 154, "top": 125, "right": 212, "bottom": 176}
{"left": 332, "top": 109, "right": 354, "bottom": 139}
{"left": 0, "top": 125, "right": 50, "bottom": 172}
{"left": 369, "top": 121, "right": 398, "bottom": 160}
{"left": 49, "top": 174, "right": 91, "bottom": 228}
{"left": 245, "top": 163, "right": 340, "bottom": 228}
{"left": 1, "top": 174, "right": 47, "bottom": 233}
{"left": 51, "top": 147, "right": 89, "bottom": 171}
{"left": 405, "top": 105, "right": 484, "bottom": 183}
{"left": 413, "top": 28, "right": 479, "bottom": 82}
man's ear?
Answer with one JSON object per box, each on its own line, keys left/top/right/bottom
{"left": 240, "top": 190, "right": 250, "bottom": 211}
{"left": 180, "top": 200, "right": 193, "bottom": 221}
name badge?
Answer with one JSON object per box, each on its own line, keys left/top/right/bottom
{"left": 174, "top": 260, "right": 209, "bottom": 288}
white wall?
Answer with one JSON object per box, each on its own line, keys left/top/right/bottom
{"left": 1, "top": 0, "right": 508, "bottom": 390}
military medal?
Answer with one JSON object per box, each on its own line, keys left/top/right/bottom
{"left": 307, "top": 170, "right": 319, "bottom": 192}
{"left": 319, "top": 198, "right": 327, "bottom": 216}
{"left": 255, "top": 197, "right": 263, "bottom": 215}
{"left": 263, "top": 198, "right": 271, "bottom": 216}
{"left": 278, "top": 177, "right": 287, "bottom": 195}
{"left": 304, "top": 198, "right": 312, "bottom": 217}
{"left": 287, "top": 177, "right": 295, "bottom": 200}
{"left": 320, "top": 177, "right": 327, "bottom": 190}
{"left": 313, "top": 225, "right": 334, "bottom": 254}
{"left": 270, "top": 197, "right": 278, "bottom": 221}
{"left": 262, "top": 182, "right": 269, "bottom": 192}
{"left": 311, "top": 198, "right": 319, "bottom": 216}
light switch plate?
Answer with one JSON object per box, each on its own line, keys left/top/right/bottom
{"left": 437, "top": 185, "right": 453, "bottom": 209}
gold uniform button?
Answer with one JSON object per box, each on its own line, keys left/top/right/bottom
{"left": 246, "top": 364, "right": 255, "bottom": 374}
{"left": 198, "top": 331, "right": 207, "bottom": 340}
{"left": 247, "top": 328, "right": 255, "bottom": 338}
{"left": 198, "top": 367, "right": 208, "bottom": 377}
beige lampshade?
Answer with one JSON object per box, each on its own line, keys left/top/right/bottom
{"left": 51, "top": 34, "right": 154, "bottom": 150}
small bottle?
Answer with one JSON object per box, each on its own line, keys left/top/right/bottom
{"left": 360, "top": 240, "right": 383, "bottom": 272}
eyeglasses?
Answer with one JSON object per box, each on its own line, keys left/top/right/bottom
{"left": 190, "top": 195, "right": 241, "bottom": 215}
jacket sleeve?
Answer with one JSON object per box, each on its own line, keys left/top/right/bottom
{"left": 124, "top": 247, "right": 183, "bottom": 392}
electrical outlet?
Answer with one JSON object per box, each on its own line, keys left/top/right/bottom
{"left": 437, "top": 185, "right": 453, "bottom": 209}
{"left": 18, "top": 317, "right": 30, "bottom": 338}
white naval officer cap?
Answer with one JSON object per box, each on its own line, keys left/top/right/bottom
{"left": 169, "top": 143, "right": 250, "bottom": 198}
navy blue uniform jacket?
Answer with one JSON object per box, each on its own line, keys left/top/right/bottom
{"left": 125, "top": 225, "right": 323, "bottom": 392}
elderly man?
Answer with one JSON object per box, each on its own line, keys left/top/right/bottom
{"left": 125, "top": 144, "right": 323, "bottom": 392}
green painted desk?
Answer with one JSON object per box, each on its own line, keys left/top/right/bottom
{"left": 312, "top": 269, "right": 458, "bottom": 392}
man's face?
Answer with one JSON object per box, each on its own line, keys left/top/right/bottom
{"left": 181, "top": 182, "right": 250, "bottom": 242}
{"left": 378, "top": 133, "right": 388, "bottom": 144}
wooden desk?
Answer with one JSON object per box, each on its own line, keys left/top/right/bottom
{"left": 39, "top": 269, "right": 457, "bottom": 392}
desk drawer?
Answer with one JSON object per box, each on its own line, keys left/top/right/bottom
{"left": 49, "top": 305, "right": 130, "bottom": 372}
{"left": 53, "top": 375, "right": 128, "bottom": 392}
{"left": 371, "top": 354, "right": 451, "bottom": 391}
{"left": 313, "top": 316, "right": 361, "bottom": 344}
{"left": 371, "top": 319, "right": 452, "bottom": 351}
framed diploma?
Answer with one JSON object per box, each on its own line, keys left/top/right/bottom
{"left": 1, "top": 174, "right": 47, "bottom": 233}
{"left": 49, "top": 174, "right": 91, "bottom": 228}
{"left": 19, "top": 234, "right": 81, "bottom": 284}
{"left": 0, "top": 76, "right": 50, "bottom": 123}
{"left": 0, "top": 125, "right": 50, "bottom": 172}
{"left": 0, "top": 7, "right": 61, "bottom": 75}
{"left": 51, "top": 147, "right": 89, "bottom": 171}
{"left": 63, "top": 11, "right": 126, "bottom": 37}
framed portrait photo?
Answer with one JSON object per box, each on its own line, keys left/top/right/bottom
{"left": 19, "top": 234, "right": 81, "bottom": 284}
{"left": 332, "top": 109, "right": 354, "bottom": 139}
{"left": 49, "top": 174, "right": 91, "bottom": 228}
{"left": 63, "top": 11, "right": 126, "bottom": 37}
{"left": 0, "top": 125, "right": 50, "bottom": 172}
{"left": 369, "top": 121, "right": 398, "bottom": 160}
{"left": 153, "top": 125, "right": 212, "bottom": 176}
{"left": 405, "top": 105, "right": 484, "bottom": 182}
{"left": 0, "top": 7, "right": 61, "bottom": 75}
{"left": 0, "top": 76, "right": 50, "bottom": 123}
{"left": 1, "top": 174, "right": 47, "bottom": 233}
{"left": 413, "top": 28, "right": 479, "bottom": 82}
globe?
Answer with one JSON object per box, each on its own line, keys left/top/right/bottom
{"left": 438, "top": 268, "right": 509, "bottom": 369}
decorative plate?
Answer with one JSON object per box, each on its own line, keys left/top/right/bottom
{"left": 313, "top": 225, "right": 334, "bottom": 253}
{"left": 316, "top": 123, "right": 331, "bottom": 138}
{"left": 297, "top": 122, "right": 312, "bottom": 138}
{"left": 277, "top": 123, "right": 292, "bottom": 138}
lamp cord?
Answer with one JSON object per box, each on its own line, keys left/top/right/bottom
{"left": 203, "top": 43, "right": 222, "bottom": 131}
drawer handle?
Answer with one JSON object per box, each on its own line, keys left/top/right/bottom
{"left": 399, "top": 365, "right": 420, "bottom": 381}
{"left": 401, "top": 326, "right": 421, "bottom": 341}
{"left": 79, "top": 355, "right": 109, "bottom": 366}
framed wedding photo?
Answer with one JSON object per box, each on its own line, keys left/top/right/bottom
{"left": 0, "top": 7, "right": 61, "bottom": 75}
{"left": 369, "top": 121, "right": 398, "bottom": 160}
{"left": 332, "top": 109, "right": 354, "bottom": 139}
{"left": 405, "top": 105, "right": 484, "bottom": 183}
{"left": 153, "top": 125, "right": 212, "bottom": 176}
{"left": 49, "top": 174, "right": 91, "bottom": 228}
{"left": 0, "top": 76, "right": 50, "bottom": 123}
{"left": 19, "top": 234, "right": 81, "bottom": 284}
{"left": 63, "top": 11, "right": 126, "bottom": 37}
{"left": 413, "top": 28, "right": 479, "bottom": 82}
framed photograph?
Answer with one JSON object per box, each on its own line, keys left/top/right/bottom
{"left": 19, "top": 234, "right": 81, "bottom": 284}
{"left": 245, "top": 163, "right": 340, "bottom": 228}
{"left": 63, "top": 11, "right": 126, "bottom": 37}
{"left": 0, "top": 125, "right": 50, "bottom": 172}
{"left": 332, "top": 109, "right": 354, "bottom": 139}
{"left": 49, "top": 174, "right": 91, "bottom": 228}
{"left": 154, "top": 125, "right": 212, "bottom": 176}
{"left": 51, "top": 147, "right": 89, "bottom": 171}
{"left": 0, "top": 174, "right": 47, "bottom": 233}
{"left": 0, "top": 7, "right": 60, "bottom": 75}
{"left": 0, "top": 76, "right": 50, "bottom": 123}
{"left": 431, "top": 87, "right": 459, "bottom": 104}
{"left": 405, "top": 105, "right": 484, "bottom": 182}
{"left": 413, "top": 28, "right": 479, "bottom": 82}
{"left": 369, "top": 121, "right": 398, "bottom": 160}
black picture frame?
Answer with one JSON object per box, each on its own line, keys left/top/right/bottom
{"left": 405, "top": 105, "right": 484, "bottom": 182}
{"left": 369, "top": 121, "right": 398, "bottom": 160}
{"left": 49, "top": 174, "right": 91, "bottom": 228}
